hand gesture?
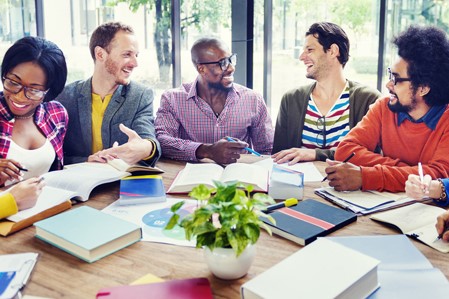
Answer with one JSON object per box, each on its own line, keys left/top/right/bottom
{"left": 97, "top": 124, "right": 153, "bottom": 165}
{"left": 9, "top": 177, "right": 45, "bottom": 211}
{"left": 272, "top": 148, "right": 316, "bottom": 165}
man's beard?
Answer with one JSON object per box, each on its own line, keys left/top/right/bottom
{"left": 208, "top": 80, "right": 232, "bottom": 92}
{"left": 105, "top": 57, "right": 130, "bottom": 85}
{"left": 388, "top": 94, "right": 418, "bottom": 113}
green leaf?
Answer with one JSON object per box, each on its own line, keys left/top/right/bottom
{"left": 170, "top": 200, "right": 185, "bottom": 213}
{"left": 165, "top": 214, "right": 180, "bottom": 230}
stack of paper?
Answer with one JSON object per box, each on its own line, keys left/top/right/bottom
{"left": 315, "top": 187, "right": 416, "bottom": 215}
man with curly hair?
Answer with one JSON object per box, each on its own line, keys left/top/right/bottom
{"left": 324, "top": 25, "right": 449, "bottom": 193}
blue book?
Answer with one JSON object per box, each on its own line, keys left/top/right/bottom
{"left": 34, "top": 206, "right": 141, "bottom": 263}
{"left": 118, "top": 175, "right": 166, "bottom": 205}
{"left": 328, "top": 235, "right": 449, "bottom": 298}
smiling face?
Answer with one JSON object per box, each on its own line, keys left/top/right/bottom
{"left": 101, "top": 30, "right": 139, "bottom": 86}
{"left": 3, "top": 61, "right": 46, "bottom": 117}
{"left": 299, "top": 34, "right": 331, "bottom": 80}
{"left": 386, "top": 58, "right": 417, "bottom": 113}
{"left": 198, "top": 45, "right": 235, "bottom": 92}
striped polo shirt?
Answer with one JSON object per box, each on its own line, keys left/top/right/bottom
{"left": 302, "top": 82, "right": 350, "bottom": 150}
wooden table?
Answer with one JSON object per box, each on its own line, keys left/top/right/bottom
{"left": 2, "top": 159, "right": 448, "bottom": 299}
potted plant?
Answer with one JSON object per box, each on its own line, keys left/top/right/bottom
{"left": 165, "top": 181, "right": 276, "bottom": 280}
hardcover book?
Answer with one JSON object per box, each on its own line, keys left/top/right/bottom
{"left": 34, "top": 206, "right": 141, "bottom": 263}
{"left": 262, "top": 199, "right": 357, "bottom": 245}
{"left": 240, "top": 238, "right": 380, "bottom": 299}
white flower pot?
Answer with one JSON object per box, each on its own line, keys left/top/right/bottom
{"left": 203, "top": 244, "right": 256, "bottom": 280}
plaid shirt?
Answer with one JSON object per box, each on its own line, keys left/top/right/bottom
{"left": 155, "top": 78, "right": 274, "bottom": 161}
{"left": 0, "top": 93, "right": 68, "bottom": 170}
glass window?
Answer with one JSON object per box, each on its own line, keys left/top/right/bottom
{"left": 180, "top": 1, "right": 232, "bottom": 85}
{"left": 0, "top": 0, "right": 37, "bottom": 66}
{"left": 255, "top": 0, "right": 380, "bottom": 121}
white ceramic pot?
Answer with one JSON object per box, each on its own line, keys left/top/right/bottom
{"left": 203, "top": 244, "right": 256, "bottom": 280}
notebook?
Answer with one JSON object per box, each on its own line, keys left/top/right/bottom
{"left": 262, "top": 199, "right": 357, "bottom": 245}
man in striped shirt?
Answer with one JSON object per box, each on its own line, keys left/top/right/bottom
{"left": 155, "top": 37, "right": 274, "bottom": 164}
{"left": 272, "top": 22, "right": 381, "bottom": 165}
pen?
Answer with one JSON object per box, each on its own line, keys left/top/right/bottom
{"left": 262, "top": 198, "right": 298, "bottom": 213}
{"left": 322, "top": 152, "right": 356, "bottom": 182}
{"left": 418, "top": 162, "right": 424, "bottom": 184}
{"left": 17, "top": 166, "right": 28, "bottom": 172}
{"left": 225, "top": 137, "right": 261, "bottom": 157}
{"left": 37, "top": 177, "right": 45, "bottom": 183}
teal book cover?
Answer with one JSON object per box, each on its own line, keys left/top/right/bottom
{"left": 119, "top": 175, "right": 166, "bottom": 205}
{"left": 34, "top": 206, "right": 141, "bottom": 263}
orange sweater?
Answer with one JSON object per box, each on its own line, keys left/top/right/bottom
{"left": 335, "top": 96, "right": 449, "bottom": 192}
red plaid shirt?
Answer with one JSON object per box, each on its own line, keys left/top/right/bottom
{"left": 155, "top": 78, "right": 274, "bottom": 161}
{"left": 0, "top": 93, "right": 68, "bottom": 170}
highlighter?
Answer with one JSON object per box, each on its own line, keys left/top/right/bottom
{"left": 262, "top": 198, "right": 299, "bottom": 213}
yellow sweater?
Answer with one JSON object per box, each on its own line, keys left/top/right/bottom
{"left": 0, "top": 193, "right": 18, "bottom": 219}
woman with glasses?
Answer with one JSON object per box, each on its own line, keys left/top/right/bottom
{"left": 0, "top": 36, "right": 68, "bottom": 218}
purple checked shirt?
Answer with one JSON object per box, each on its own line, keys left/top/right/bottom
{"left": 155, "top": 78, "right": 274, "bottom": 161}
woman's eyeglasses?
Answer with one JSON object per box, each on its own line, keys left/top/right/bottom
{"left": 2, "top": 77, "right": 48, "bottom": 101}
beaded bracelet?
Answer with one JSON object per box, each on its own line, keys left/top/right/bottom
{"left": 437, "top": 179, "right": 447, "bottom": 201}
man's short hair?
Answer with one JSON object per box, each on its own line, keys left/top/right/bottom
{"left": 89, "top": 22, "right": 134, "bottom": 61}
{"left": 393, "top": 26, "right": 449, "bottom": 106}
{"left": 306, "top": 22, "right": 350, "bottom": 67}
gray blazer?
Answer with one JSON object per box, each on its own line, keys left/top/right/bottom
{"left": 57, "top": 78, "right": 161, "bottom": 166}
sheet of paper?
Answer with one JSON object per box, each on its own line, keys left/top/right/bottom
{"left": 102, "top": 197, "right": 197, "bottom": 247}
{"left": 0, "top": 253, "right": 38, "bottom": 299}
{"left": 322, "top": 187, "right": 406, "bottom": 209}
{"left": 7, "top": 187, "right": 75, "bottom": 222}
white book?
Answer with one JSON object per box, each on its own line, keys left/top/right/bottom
{"left": 240, "top": 238, "right": 380, "bottom": 299}
{"left": 167, "top": 163, "right": 269, "bottom": 193}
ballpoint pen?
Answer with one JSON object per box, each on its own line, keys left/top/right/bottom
{"left": 225, "top": 137, "right": 261, "bottom": 157}
{"left": 418, "top": 162, "right": 424, "bottom": 184}
{"left": 322, "top": 152, "right": 356, "bottom": 182}
{"left": 17, "top": 166, "right": 28, "bottom": 172}
{"left": 262, "top": 198, "right": 298, "bottom": 213}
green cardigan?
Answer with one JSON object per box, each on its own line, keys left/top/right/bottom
{"left": 272, "top": 80, "right": 381, "bottom": 161}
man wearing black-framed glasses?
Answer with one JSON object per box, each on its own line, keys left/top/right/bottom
{"left": 326, "top": 25, "right": 449, "bottom": 196}
{"left": 155, "top": 37, "right": 274, "bottom": 164}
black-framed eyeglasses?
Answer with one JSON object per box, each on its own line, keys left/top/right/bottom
{"left": 197, "top": 53, "right": 237, "bottom": 71}
{"left": 387, "top": 68, "right": 411, "bottom": 86}
{"left": 315, "top": 116, "right": 326, "bottom": 149}
{"left": 2, "top": 77, "right": 48, "bottom": 101}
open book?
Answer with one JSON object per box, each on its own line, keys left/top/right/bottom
{"left": 6, "top": 163, "right": 131, "bottom": 225}
{"left": 370, "top": 203, "right": 449, "bottom": 253}
{"left": 167, "top": 163, "right": 269, "bottom": 194}
{"left": 67, "top": 159, "right": 164, "bottom": 175}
